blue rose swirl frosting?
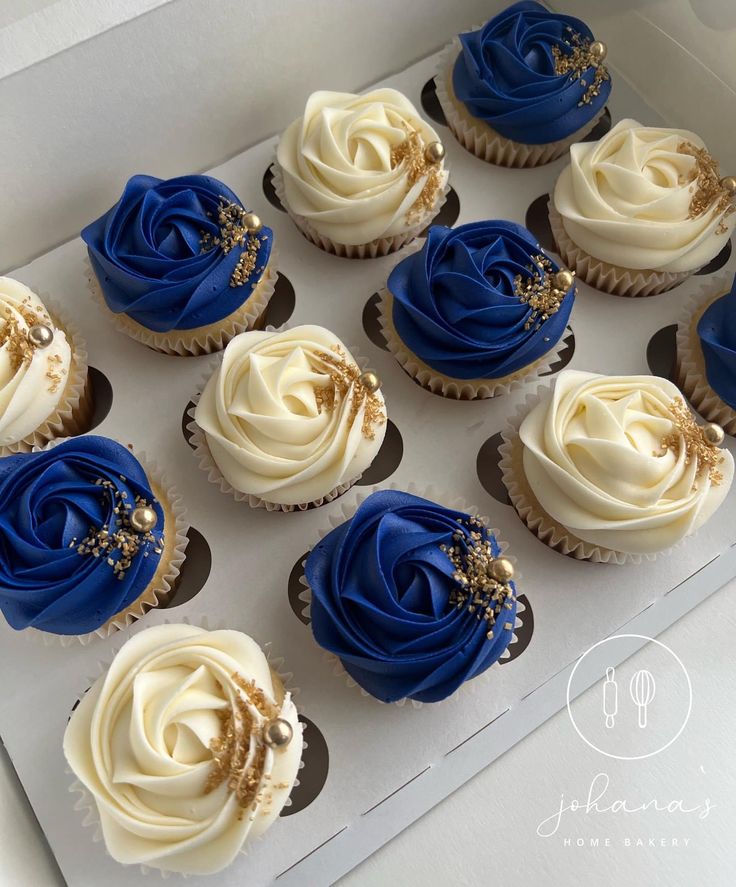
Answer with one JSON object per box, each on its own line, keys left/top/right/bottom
{"left": 387, "top": 220, "right": 575, "bottom": 380}
{"left": 305, "top": 490, "right": 518, "bottom": 703}
{"left": 82, "top": 174, "right": 273, "bottom": 333}
{"left": 452, "top": 0, "right": 611, "bottom": 144}
{"left": 0, "top": 436, "right": 166, "bottom": 635}
{"left": 698, "top": 276, "right": 736, "bottom": 410}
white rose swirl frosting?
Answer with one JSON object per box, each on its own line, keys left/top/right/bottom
{"left": 553, "top": 119, "right": 736, "bottom": 272}
{"left": 519, "top": 370, "right": 734, "bottom": 554}
{"left": 194, "top": 325, "right": 387, "bottom": 505}
{"left": 63, "top": 624, "right": 302, "bottom": 875}
{"left": 276, "top": 89, "right": 448, "bottom": 245}
{"left": 0, "top": 277, "right": 72, "bottom": 445}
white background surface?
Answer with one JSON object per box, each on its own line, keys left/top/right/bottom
{"left": 2, "top": 582, "right": 734, "bottom": 886}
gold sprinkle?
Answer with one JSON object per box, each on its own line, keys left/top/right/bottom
{"left": 513, "top": 254, "right": 570, "bottom": 330}
{"left": 552, "top": 28, "right": 610, "bottom": 106}
{"left": 390, "top": 127, "right": 443, "bottom": 222}
{"left": 200, "top": 198, "right": 264, "bottom": 287}
{"left": 314, "top": 345, "right": 386, "bottom": 441}
{"left": 657, "top": 397, "right": 724, "bottom": 486}
{"left": 678, "top": 141, "right": 735, "bottom": 234}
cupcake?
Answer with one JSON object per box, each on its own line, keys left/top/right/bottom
{"left": 500, "top": 369, "right": 734, "bottom": 563}
{"left": 192, "top": 325, "right": 387, "bottom": 510}
{"left": 0, "top": 277, "right": 90, "bottom": 453}
{"left": 82, "top": 174, "right": 276, "bottom": 355}
{"left": 274, "top": 89, "right": 449, "bottom": 258}
{"left": 437, "top": 1, "right": 611, "bottom": 167}
{"left": 677, "top": 273, "right": 736, "bottom": 435}
{"left": 380, "top": 220, "right": 576, "bottom": 398}
{"left": 551, "top": 119, "right": 736, "bottom": 296}
{"left": 304, "top": 490, "right": 518, "bottom": 703}
{"left": 64, "top": 623, "right": 302, "bottom": 875}
{"left": 0, "top": 436, "right": 186, "bottom": 641}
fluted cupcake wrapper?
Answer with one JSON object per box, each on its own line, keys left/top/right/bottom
{"left": 377, "top": 280, "right": 569, "bottom": 400}
{"left": 85, "top": 253, "right": 279, "bottom": 356}
{"left": 0, "top": 294, "right": 92, "bottom": 455}
{"left": 185, "top": 329, "right": 380, "bottom": 511}
{"left": 24, "top": 439, "right": 189, "bottom": 646}
{"left": 66, "top": 614, "right": 304, "bottom": 877}
{"left": 298, "top": 481, "right": 525, "bottom": 708}
{"left": 498, "top": 387, "right": 669, "bottom": 565}
{"left": 436, "top": 38, "right": 605, "bottom": 169}
{"left": 548, "top": 201, "right": 692, "bottom": 297}
{"left": 270, "top": 152, "right": 450, "bottom": 259}
{"left": 675, "top": 272, "right": 736, "bottom": 434}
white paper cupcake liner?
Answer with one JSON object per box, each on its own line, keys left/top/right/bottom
{"left": 270, "top": 152, "right": 450, "bottom": 259}
{"left": 548, "top": 202, "right": 691, "bottom": 297}
{"left": 23, "top": 439, "right": 189, "bottom": 646}
{"left": 436, "top": 38, "right": 606, "bottom": 168}
{"left": 498, "top": 387, "right": 671, "bottom": 565}
{"left": 0, "top": 293, "right": 91, "bottom": 455}
{"left": 85, "top": 253, "right": 279, "bottom": 356}
{"left": 378, "top": 285, "right": 569, "bottom": 399}
{"left": 298, "top": 481, "right": 526, "bottom": 707}
{"left": 67, "top": 614, "right": 304, "bottom": 877}
{"left": 675, "top": 273, "right": 736, "bottom": 434}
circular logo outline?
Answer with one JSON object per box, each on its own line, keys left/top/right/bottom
{"left": 566, "top": 633, "right": 692, "bottom": 761}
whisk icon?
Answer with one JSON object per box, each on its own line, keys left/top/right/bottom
{"left": 630, "top": 669, "right": 656, "bottom": 728}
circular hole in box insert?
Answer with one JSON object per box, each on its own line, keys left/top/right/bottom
{"left": 281, "top": 715, "right": 329, "bottom": 816}
{"left": 260, "top": 273, "right": 296, "bottom": 329}
{"left": 86, "top": 366, "right": 113, "bottom": 432}
{"left": 420, "top": 77, "right": 448, "bottom": 127}
{"left": 181, "top": 399, "right": 197, "bottom": 450}
{"left": 539, "top": 326, "right": 575, "bottom": 377}
{"left": 694, "top": 238, "right": 732, "bottom": 276}
{"left": 525, "top": 194, "right": 556, "bottom": 253}
{"left": 646, "top": 324, "right": 677, "bottom": 379}
{"left": 581, "top": 106, "right": 612, "bottom": 143}
{"left": 288, "top": 552, "right": 311, "bottom": 625}
{"left": 476, "top": 431, "right": 511, "bottom": 507}
{"left": 355, "top": 419, "right": 403, "bottom": 485}
{"left": 421, "top": 186, "right": 460, "bottom": 235}
{"left": 362, "top": 292, "right": 388, "bottom": 351}
{"left": 498, "top": 594, "right": 534, "bottom": 664}
{"left": 262, "top": 165, "right": 286, "bottom": 212}
{"left": 165, "top": 527, "right": 212, "bottom": 607}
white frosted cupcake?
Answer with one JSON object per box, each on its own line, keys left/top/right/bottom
{"left": 274, "top": 89, "right": 449, "bottom": 258}
{"left": 550, "top": 119, "right": 736, "bottom": 296}
{"left": 500, "top": 369, "right": 734, "bottom": 563}
{"left": 0, "top": 277, "right": 90, "bottom": 453}
{"left": 64, "top": 624, "right": 303, "bottom": 875}
{"left": 191, "top": 325, "right": 387, "bottom": 510}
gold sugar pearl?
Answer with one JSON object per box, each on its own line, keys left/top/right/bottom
{"left": 589, "top": 40, "right": 607, "bottom": 61}
{"left": 490, "top": 557, "right": 515, "bottom": 583}
{"left": 703, "top": 422, "right": 725, "bottom": 447}
{"left": 553, "top": 269, "right": 575, "bottom": 291}
{"left": 424, "top": 141, "right": 445, "bottom": 164}
{"left": 721, "top": 176, "right": 736, "bottom": 195}
{"left": 358, "top": 371, "right": 381, "bottom": 393}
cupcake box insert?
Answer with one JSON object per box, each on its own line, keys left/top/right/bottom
{"left": 0, "top": 50, "right": 735, "bottom": 887}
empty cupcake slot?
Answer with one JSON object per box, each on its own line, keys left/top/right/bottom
{"left": 354, "top": 419, "right": 403, "bottom": 485}
{"left": 262, "top": 165, "right": 287, "bottom": 212}
{"left": 476, "top": 431, "right": 512, "bottom": 506}
{"left": 525, "top": 194, "right": 556, "bottom": 253}
{"left": 280, "top": 715, "right": 329, "bottom": 816}
{"left": 260, "top": 273, "right": 296, "bottom": 329}
{"left": 497, "top": 594, "right": 534, "bottom": 664}
{"left": 539, "top": 326, "right": 575, "bottom": 376}
{"left": 288, "top": 553, "right": 311, "bottom": 625}
{"left": 362, "top": 293, "right": 389, "bottom": 351}
{"left": 646, "top": 325, "right": 678, "bottom": 379}
{"left": 420, "top": 77, "right": 448, "bottom": 127}
{"left": 694, "top": 237, "right": 732, "bottom": 275}
{"left": 181, "top": 398, "right": 197, "bottom": 449}
{"left": 86, "top": 366, "right": 113, "bottom": 432}
{"left": 163, "top": 528, "right": 212, "bottom": 607}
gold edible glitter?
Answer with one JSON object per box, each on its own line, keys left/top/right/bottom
{"left": 390, "top": 127, "right": 443, "bottom": 223}
{"left": 0, "top": 300, "right": 48, "bottom": 373}
{"left": 657, "top": 397, "right": 724, "bottom": 486}
{"left": 513, "top": 254, "right": 569, "bottom": 330}
{"left": 205, "top": 673, "right": 280, "bottom": 814}
{"left": 74, "top": 482, "right": 160, "bottom": 578}
{"left": 440, "top": 517, "right": 516, "bottom": 642}
{"left": 552, "top": 29, "right": 610, "bottom": 107}
{"left": 313, "top": 346, "right": 386, "bottom": 440}
{"left": 200, "top": 198, "right": 264, "bottom": 287}
{"left": 678, "top": 141, "right": 735, "bottom": 234}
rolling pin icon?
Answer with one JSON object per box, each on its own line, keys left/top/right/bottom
{"left": 602, "top": 666, "right": 618, "bottom": 729}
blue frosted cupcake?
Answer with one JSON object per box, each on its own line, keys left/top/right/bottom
{"left": 677, "top": 273, "right": 736, "bottom": 436}
{"left": 304, "top": 490, "right": 519, "bottom": 704}
{"left": 437, "top": 1, "right": 611, "bottom": 167}
{"left": 380, "top": 220, "right": 576, "bottom": 398}
{"left": 82, "top": 175, "right": 276, "bottom": 355}
{"left": 0, "top": 436, "right": 187, "bottom": 642}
